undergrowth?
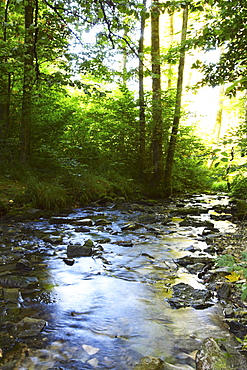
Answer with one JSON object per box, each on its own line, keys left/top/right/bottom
{"left": 216, "top": 253, "right": 247, "bottom": 300}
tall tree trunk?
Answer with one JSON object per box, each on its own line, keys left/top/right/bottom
{"left": 164, "top": 5, "right": 188, "bottom": 197}
{"left": 214, "top": 85, "right": 225, "bottom": 144}
{"left": 138, "top": 0, "right": 146, "bottom": 178}
{"left": 167, "top": 12, "right": 174, "bottom": 89}
{"left": 20, "top": 0, "right": 35, "bottom": 164}
{"left": 0, "top": 0, "right": 11, "bottom": 155}
{"left": 151, "top": 0, "right": 163, "bottom": 186}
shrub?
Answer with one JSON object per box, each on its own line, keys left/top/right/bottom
{"left": 230, "top": 175, "right": 247, "bottom": 199}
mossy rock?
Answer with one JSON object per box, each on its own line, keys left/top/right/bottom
{"left": 196, "top": 337, "right": 232, "bottom": 370}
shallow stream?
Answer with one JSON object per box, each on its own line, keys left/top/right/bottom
{"left": 0, "top": 194, "right": 238, "bottom": 369}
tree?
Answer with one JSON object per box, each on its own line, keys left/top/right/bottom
{"left": 20, "top": 0, "right": 35, "bottom": 164}
{"left": 138, "top": 0, "right": 147, "bottom": 178}
{"left": 151, "top": 0, "right": 163, "bottom": 186}
{"left": 195, "top": 0, "right": 247, "bottom": 93}
{"left": 164, "top": 4, "right": 189, "bottom": 197}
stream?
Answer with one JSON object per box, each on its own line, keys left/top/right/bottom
{"left": 0, "top": 194, "right": 241, "bottom": 369}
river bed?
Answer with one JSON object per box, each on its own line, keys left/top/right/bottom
{"left": 0, "top": 194, "right": 241, "bottom": 369}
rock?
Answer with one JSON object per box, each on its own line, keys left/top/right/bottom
{"left": 175, "top": 207, "right": 208, "bottom": 215}
{"left": 133, "top": 356, "right": 164, "bottom": 370}
{"left": 0, "top": 332, "right": 16, "bottom": 354}
{"left": 72, "top": 218, "right": 93, "bottom": 226}
{"left": 187, "top": 263, "right": 205, "bottom": 274}
{"left": 12, "top": 317, "right": 46, "bottom": 338}
{"left": 15, "top": 258, "right": 32, "bottom": 270}
{"left": 196, "top": 337, "right": 232, "bottom": 370}
{"left": 226, "top": 320, "right": 247, "bottom": 339}
{"left": 49, "top": 217, "right": 93, "bottom": 226}
{"left": 216, "top": 282, "right": 231, "bottom": 301}
{"left": 95, "top": 219, "right": 112, "bottom": 226}
{"left": 74, "top": 226, "right": 91, "bottom": 232}
{"left": 62, "top": 258, "right": 75, "bottom": 266}
{"left": 175, "top": 256, "right": 212, "bottom": 268}
{"left": 67, "top": 239, "right": 94, "bottom": 257}
{"left": 3, "top": 288, "right": 22, "bottom": 303}
{"left": 0, "top": 275, "right": 39, "bottom": 288}
{"left": 121, "top": 223, "right": 143, "bottom": 231}
{"left": 179, "top": 218, "right": 214, "bottom": 228}
{"left": 168, "top": 283, "right": 213, "bottom": 309}
{"left": 202, "top": 228, "right": 220, "bottom": 236}
{"left": 49, "top": 217, "right": 70, "bottom": 224}
{"left": 115, "top": 240, "right": 133, "bottom": 247}
{"left": 95, "top": 237, "right": 111, "bottom": 243}
{"left": 43, "top": 235, "right": 63, "bottom": 244}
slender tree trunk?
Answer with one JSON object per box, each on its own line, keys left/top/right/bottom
{"left": 121, "top": 29, "right": 128, "bottom": 87}
{"left": 164, "top": 5, "right": 188, "bottom": 197}
{"left": 139, "top": 0, "right": 146, "bottom": 178}
{"left": 0, "top": 0, "right": 11, "bottom": 154}
{"left": 167, "top": 12, "right": 174, "bottom": 89}
{"left": 20, "top": 0, "right": 35, "bottom": 164}
{"left": 151, "top": 0, "right": 163, "bottom": 186}
{"left": 214, "top": 85, "right": 225, "bottom": 144}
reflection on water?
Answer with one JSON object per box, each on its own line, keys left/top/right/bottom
{"left": 17, "top": 194, "right": 234, "bottom": 369}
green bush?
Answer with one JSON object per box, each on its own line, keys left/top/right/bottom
{"left": 211, "top": 180, "right": 228, "bottom": 192}
{"left": 171, "top": 158, "right": 211, "bottom": 193}
{"left": 21, "top": 178, "right": 69, "bottom": 210}
{"left": 230, "top": 175, "right": 247, "bottom": 199}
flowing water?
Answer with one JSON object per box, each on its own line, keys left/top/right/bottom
{"left": 1, "top": 194, "right": 237, "bottom": 369}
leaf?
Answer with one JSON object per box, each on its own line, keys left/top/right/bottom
{"left": 82, "top": 344, "right": 100, "bottom": 355}
{"left": 225, "top": 271, "right": 241, "bottom": 282}
{"left": 241, "top": 285, "right": 247, "bottom": 300}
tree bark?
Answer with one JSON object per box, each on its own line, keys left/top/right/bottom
{"left": 167, "top": 12, "right": 174, "bottom": 89}
{"left": 138, "top": 0, "right": 146, "bottom": 178}
{"left": 0, "top": 0, "right": 11, "bottom": 154}
{"left": 151, "top": 0, "right": 163, "bottom": 186}
{"left": 164, "top": 5, "right": 188, "bottom": 197}
{"left": 20, "top": 0, "right": 35, "bottom": 164}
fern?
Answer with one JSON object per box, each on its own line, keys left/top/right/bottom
{"left": 216, "top": 254, "right": 235, "bottom": 268}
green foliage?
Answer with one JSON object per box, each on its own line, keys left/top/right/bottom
{"left": 216, "top": 253, "right": 247, "bottom": 301}
{"left": 191, "top": 0, "right": 247, "bottom": 93}
{"left": 26, "top": 181, "right": 69, "bottom": 210}
{"left": 231, "top": 176, "right": 247, "bottom": 199}
{"left": 170, "top": 125, "right": 211, "bottom": 193}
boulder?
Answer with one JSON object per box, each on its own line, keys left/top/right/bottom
{"left": 67, "top": 239, "right": 94, "bottom": 257}
{"left": 168, "top": 283, "right": 213, "bottom": 309}
{"left": 196, "top": 337, "right": 232, "bottom": 370}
